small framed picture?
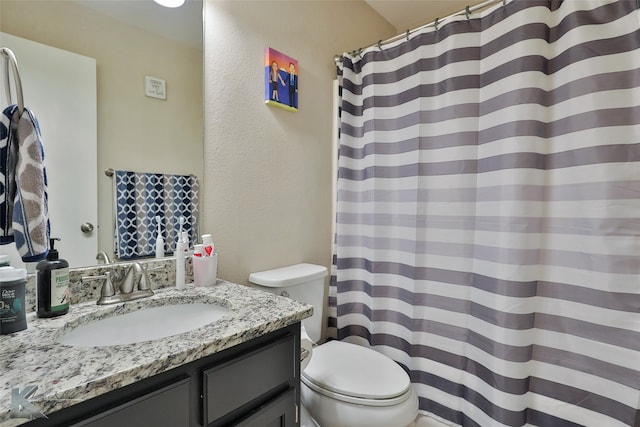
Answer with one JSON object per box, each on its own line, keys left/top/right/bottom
{"left": 264, "top": 47, "right": 298, "bottom": 112}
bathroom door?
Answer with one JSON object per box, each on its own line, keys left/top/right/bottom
{"left": 0, "top": 33, "right": 98, "bottom": 269}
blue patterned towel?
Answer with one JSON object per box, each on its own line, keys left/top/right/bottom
{"left": 0, "top": 105, "right": 50, "bottom": 262}
{"left": 114, "top": 170, "right": 198, "bottom": 259}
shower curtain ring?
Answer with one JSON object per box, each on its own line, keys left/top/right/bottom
{"left": 378, "top": 40, "right": 383, "bottom": 51}
{"left": 465, "top": 6, "right": 470, "bottom": 19}
{"left": 434, "top": 17, "right": 439, "bottom": 30}
{"left": 406, "top": 29, "right": 410, "bottom": 41}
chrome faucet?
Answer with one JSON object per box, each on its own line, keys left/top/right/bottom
{"left": 82, "top": 262, "right": 156, "bottom": 305}
{"left": 95, "top": 251, "right": 112, "bottom": 265}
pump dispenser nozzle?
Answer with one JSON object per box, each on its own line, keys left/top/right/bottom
{"left": 48, "top": 237, "right": 61, "bottom": 260}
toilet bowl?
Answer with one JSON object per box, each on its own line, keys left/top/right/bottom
{"left": 248, "top": 263, "right": 419, "bottom": 427}
{"left": 300, "top": 403, "right": 320, "bottom": 427}
{"left": 301, "top": 340, "right": 418, "bottom": 427}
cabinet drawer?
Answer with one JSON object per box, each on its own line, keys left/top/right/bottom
{"left": 71, "top": 377, "right": 191, "bottom": 427}
{"left": 203, "top": 333, "right": 295, "bottom": 425}
{"left": 234, "top": 388, "right": 296, "bottom": 427}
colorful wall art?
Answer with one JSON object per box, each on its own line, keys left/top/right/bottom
{"left": 264, "top": 47, "right": 298, "bottom": 112}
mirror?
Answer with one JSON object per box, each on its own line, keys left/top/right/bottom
{"left": 0, "top": 0, "right": 204, "bottom": 268}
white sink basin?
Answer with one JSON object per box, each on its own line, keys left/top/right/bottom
{"left": 57, "top": 303, "right": 230, "bottom": 347}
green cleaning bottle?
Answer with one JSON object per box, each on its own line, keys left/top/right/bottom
{"left": 36, "top": 238, "right": 70, "bottom": 318}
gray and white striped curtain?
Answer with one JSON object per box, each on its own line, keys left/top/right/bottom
{"left": 329, "top": 1, "right": 640, "bottom": 426}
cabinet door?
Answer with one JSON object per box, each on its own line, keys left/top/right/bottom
{"left": 71, "top": 378, "right": 191, "bottom": 427}
{"left": 233, "top": 389, "right": 296, "bottom": 427}
{"left": 203, "top": 334, "right": 295, "bottom": 425}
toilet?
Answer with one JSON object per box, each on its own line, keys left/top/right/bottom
{"left": 248, "top": 263, "right": 418, "bottom": 427}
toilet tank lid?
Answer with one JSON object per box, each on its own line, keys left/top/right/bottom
{"left": 248, "top": 263, "right": 328, "bottom": 287}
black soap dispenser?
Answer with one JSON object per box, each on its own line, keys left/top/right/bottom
{"left": 36, "top": 238, "right": 70, "bottom": 318}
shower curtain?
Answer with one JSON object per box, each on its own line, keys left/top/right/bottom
{"left": 329, "top": 1, "right": 640, "bottom": 426}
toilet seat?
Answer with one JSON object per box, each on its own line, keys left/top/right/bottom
{"left": 301, "top": 340, "right": 412, "bottom": 407}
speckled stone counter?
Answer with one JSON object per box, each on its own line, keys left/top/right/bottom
{"left": 0, "top": 274, "right": 312, "bottom": 426}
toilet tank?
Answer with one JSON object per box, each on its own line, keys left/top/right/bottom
{"left": 248, "top": 263, "right": 328, "bottom": 343}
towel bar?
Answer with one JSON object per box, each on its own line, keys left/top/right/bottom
{"left": 0, "top": 47, "right": 24, "bottom": 116}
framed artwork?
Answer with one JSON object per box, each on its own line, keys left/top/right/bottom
{"left": 264, "top": 47, "right": 298, "bottom": 112}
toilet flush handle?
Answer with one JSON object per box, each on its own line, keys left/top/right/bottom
{"left": 280, "top": 291, "right": 290, "bottom": 298}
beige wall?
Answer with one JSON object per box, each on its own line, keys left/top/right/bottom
{"left": 203, "top": 1, "right": 394, "bottom": 289}
{"left": 1, "top": 1, "right": 203, "bottom": 257}
{"left": 2, "top": 0, "right": 395, "bottom": 306}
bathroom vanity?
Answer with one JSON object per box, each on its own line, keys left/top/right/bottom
{"left": 0, "top": 279, "right": 312, "bottom": 427}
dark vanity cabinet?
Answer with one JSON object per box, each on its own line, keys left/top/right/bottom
{"left": 203, "top": 330, "right": 296, "bottom": 426}
{"left": 70, "top": 379, "right": 192, "bottom": 426}
{"left": 25, "top": 323, "right": 301, "bottom": 427}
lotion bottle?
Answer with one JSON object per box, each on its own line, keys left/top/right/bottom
{"left": 36, "top": 238, "right": 70, "bottom": 318}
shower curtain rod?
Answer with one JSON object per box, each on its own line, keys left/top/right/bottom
{"left": 334, "top": 0, "right": 508, "bottom": 64}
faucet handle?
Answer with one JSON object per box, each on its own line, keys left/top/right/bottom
{"left": 137, "top": 264, "right": 162, "bottom": 291}
{"left": 120, "top": 264, "right": 137, "bottom": 294}
{"left": 81, "top": 272, "right": 116, "bottom": 297}
{"left": 101, "top": 272, "right": 116, "bottom": 297}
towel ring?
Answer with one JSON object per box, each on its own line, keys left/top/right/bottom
{"left": 0, "top": 47, "right": 24, "bottom": 117}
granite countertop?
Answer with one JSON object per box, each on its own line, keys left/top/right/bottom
{"left": 0, "top": 280, "right": 312, "bottom": 426}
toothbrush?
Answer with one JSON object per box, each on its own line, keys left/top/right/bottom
{"left": 156, "top": 215, "right": 163, "bottom": 236}
{"left": 155, "top": 215, "right": 164, "bottom": 258}
{"left": 178, "top": 216, "right": 186, "bottom": 243}
{"left": 175, "top": 216, "right": 187, "bottom": 290}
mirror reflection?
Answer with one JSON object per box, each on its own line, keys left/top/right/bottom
{"left": 0, "top": 0, "right": 204, "bottom": 268}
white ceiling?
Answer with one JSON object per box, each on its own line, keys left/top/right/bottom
{"left": 365, "top": 0, "right": 475, "bottom": 32}
{"left": 75, "top": 0, "right": 203, "bottom": 50}
{"left": 74, "top": 0, "right": 473, "bottom": 52}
